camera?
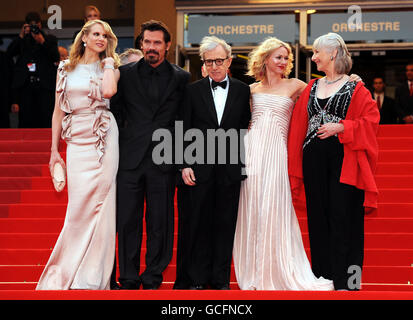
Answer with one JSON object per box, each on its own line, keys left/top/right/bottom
{"left": 30, "top": 24, "right": 40, "bottom": 35}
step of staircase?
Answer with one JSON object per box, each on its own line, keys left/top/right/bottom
{"left": 1, "top": 232, "right": 413, "bottom": 250}
{"left": 1, "top": 217, "right": 412, "bottom": 233}
{"left": 0, "top": 265, "right": 411, "bottom": 285}
{"left": 1, "top": 248, "right": 411, "bottom": 267}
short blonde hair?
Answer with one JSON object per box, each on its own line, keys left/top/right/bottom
{"left": 247, "top": 37, "right": 294, "bottom": 80}
{"left": 67, "top": 20, "right": 120, "bottom": 72}
{"left": 119, "top": 48, "right": 143, "bottom": 65}
{"left": 199, "top": 36, "right": 232, "bottom": 60}
{"left": 313, "top": 32, "right": 352, "bottom": 74}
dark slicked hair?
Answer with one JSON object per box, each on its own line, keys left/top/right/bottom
{"left": 139, "top": 20, "right": 171, "bottom": 44}
{"left": 25, "top": 11, "right": 41, "bottom": 24}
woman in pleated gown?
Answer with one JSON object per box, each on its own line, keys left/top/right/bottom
{"left": 232, "top": 37, "right": 334, "bottom": 290}
{"left": 36, "top": 20, "right": 120, "bottom": 290}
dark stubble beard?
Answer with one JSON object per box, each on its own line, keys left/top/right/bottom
{"left": 145, "top": 50, "right": 162, "bottom": 65}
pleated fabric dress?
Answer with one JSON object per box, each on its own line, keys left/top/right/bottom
{"left": 36, "top": 60, "right": 119, "bottom": 290}
{"left": 233, "top": 93, "right": 334, "bottom": 291}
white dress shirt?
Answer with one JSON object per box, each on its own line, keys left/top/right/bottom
{"left": 209, "top": 75, "right": 229, "bottom": 125}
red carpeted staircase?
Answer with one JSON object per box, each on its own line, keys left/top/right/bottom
{"left": 0, "top": 126, "right": 412, "bottom": 293}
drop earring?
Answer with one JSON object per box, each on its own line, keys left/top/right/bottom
{"left": 330, "top": 56, "right": 334, "bottom": 61}
{"left": 83, "top": 42, "right": 87, "bottom": 47}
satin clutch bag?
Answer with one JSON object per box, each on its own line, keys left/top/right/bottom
{"left": 52, "top": 162, "right": 66, "bottom": 192}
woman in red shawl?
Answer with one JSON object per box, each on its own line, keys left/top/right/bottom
{"left": 288, "top": 33, "right": 380, "bottom": 290}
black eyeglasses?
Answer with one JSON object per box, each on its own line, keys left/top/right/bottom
{"left": 203, "top": 57, "right": 228, "bottom": 67}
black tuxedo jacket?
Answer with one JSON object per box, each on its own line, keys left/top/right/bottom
{"left": 395, "top": 83, "right": 413, "bottom": 119}
{"left": 113, "top": 59, "right": 191, "bottom": 171}
{"left": 182, "top": 76, "right": 251, "bottom": 184}
{"left": 380, "top": 95, "right": 399, "bottom": 124}
{"left": 7, "top": 32, "right": 59, "bottom": 92}
{"left": 370, "top": 92, "right": 399, "bottom": 124}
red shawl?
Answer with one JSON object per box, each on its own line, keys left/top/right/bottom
{"left": 288, "top": 79, "right": 380, "bottom": 209}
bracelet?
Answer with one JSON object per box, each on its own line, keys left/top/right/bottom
{"left": 104, "top": 64, "right": 115, "bottom": 70}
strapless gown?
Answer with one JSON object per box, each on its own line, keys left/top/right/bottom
{"left": 36, "top": 61, "right": 119, "bottom": 290}
{"left": 233, "top": 93, "right": 334, "bottom": 290}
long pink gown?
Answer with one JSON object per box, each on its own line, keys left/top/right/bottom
{"left": 36, "top": 60, "right": 119, "bottom": 290}
{"left": 233, "top": 93, "right": 333, "bottom": 290}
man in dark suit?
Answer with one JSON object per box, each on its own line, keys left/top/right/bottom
{"left": 0, "top": 50, "right": 13, "bottom": 128}
{"left": 113, "top": 20, "right": 190, "bottom": 290}
{"left": 395, "top": 62, "right": 413, "bottom": 124}
{"left": 174, "top": 36, "right": 251, "bottom": 290}
{"left": 7, "top": 11, "right": 59, "bottom": 128}
{"left": 371, "top": 76, "right": 398, "bottom": 124}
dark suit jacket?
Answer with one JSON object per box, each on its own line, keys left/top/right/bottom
{"left": 380, "top": 95, "right": 399, "bottom": 124}
{"left": 395, "top": 83, "right": 413, "bottom": 120}
{"left": 113, "top": 59, "right": 191, "bottom": 171}
{"left": 6, "top": 31, "right": 59, "bottom": 93}
{"left": 370, "top": 92, "right": 399, "bottom": 124}
{"left": 182, "top": 76, "right": 251, "bottom": 184}
{"left": 0, "top": 51, "right": 13, "bottom": 128}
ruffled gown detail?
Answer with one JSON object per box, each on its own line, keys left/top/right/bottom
{"left": 36, "top": 61, "right": 119, "bottom": 290}
{"left": 233, "top": 93, "right": 334, "bottom": 291}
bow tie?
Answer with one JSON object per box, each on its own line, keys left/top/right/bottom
{"left": 211, "top": 80, "right": 227, "bottom": 90}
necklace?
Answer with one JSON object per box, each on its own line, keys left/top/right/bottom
{"left": 81, "top": 59, "right": 99, "bottom": 65}
{"left": 324, "top": 75, "right": 344, "bottom": 85}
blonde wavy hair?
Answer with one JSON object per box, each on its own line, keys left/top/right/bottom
{"left": 65, "top": 20, "right": 120, "bottom": 72}
{"left": 247, "top": 37, "right": 294, "bottom": 80}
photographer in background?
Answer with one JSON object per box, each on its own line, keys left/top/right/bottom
{"left": 7, "top": 11, "right": 60, "bottom": 128}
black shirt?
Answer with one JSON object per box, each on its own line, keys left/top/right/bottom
{"left": 317, "top": 97, "right": 329, "bottom": 110}
{"left": 139, "top": 59, "right": 172, "bottom": 105}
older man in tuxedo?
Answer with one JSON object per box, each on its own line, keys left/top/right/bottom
{"left": 174, "top": 36, "right": 251, "bottom": 290}
{"left": 113, "top": 20, "right": 190, "bottom": 290}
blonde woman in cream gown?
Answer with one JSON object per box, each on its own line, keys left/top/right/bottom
{"left": 36, "top": 20, "right": 120, "bottom": 290}
{"left": 233, "top": 38, "right": 334, "bottom": 291}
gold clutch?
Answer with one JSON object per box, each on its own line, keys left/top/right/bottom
{"left": 52, "top": 162, "right": 66, "bottom": 192}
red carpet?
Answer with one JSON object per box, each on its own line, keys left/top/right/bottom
{"left": 1, "top": 289, "right": 413, "bottom": 300}
{"left": 0, "top": 126, "right": 412, "bottom": 299}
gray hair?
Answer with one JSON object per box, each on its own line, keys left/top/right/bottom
{"left": 313, "top": 32, "right": 352, "bottom": 74}
{"left": 119, "top": 48, "right": 143, "bottom": 65}
{"left": 199, "top": 36, "right": 232, "bottom": 60}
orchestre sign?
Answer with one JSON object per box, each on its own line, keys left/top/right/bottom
{"left": 309, "top": 11, "right": 413, "bottom": 42}
{"left": 186, "top": 15, "right": 296, "bottom": 46}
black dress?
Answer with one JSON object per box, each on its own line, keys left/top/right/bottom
{"left": 302, "top": 79, "right": 365, "bottom": 290}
